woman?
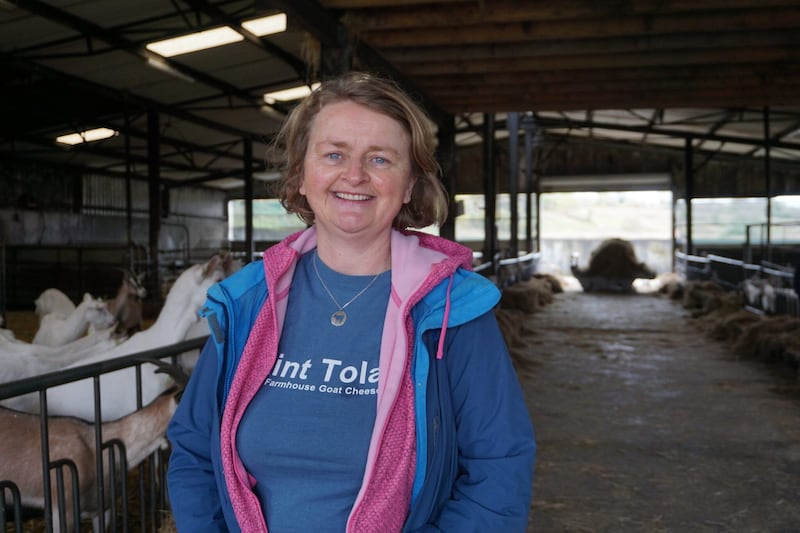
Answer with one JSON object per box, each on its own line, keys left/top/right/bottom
{"left": 167, "top": 72, "right": 536, "bottom": 532}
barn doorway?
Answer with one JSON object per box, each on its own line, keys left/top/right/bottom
{"left": 539, "top": 190, "right": 673, "bottom": 277}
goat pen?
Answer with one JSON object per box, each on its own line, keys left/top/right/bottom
{"left": 0, "top": 336, "right": 205, "bottom": 533}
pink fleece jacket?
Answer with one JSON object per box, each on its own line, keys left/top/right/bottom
{"left": 219, "top": 227, "right": 473, "bottom": 532}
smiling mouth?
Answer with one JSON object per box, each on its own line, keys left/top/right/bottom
{"left": 335, "top": 192, "right": 372, "bottom": 201}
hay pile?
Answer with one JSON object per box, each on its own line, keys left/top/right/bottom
{"left": 587, "top": 238, "right": 655, "bottom": 279}
{"left": 708, "top": 309, "right": 763, "bottom": 343}
{"left": 533, "top": 272, "right": 564, "bottom": 294}
{"left": 572, "top": 238, "right": 656, "bottom": 293}
{"left": 681, "top": 280, "right": 743, "bottom": 319}
{"left": 494, "top": 307, "right": 540, "bottom": 377}
{"left": 732, "top": 315, "right": 800, "bottom": 366}
{"left": 499, "top": 277, "right": 556, "bottom": 314}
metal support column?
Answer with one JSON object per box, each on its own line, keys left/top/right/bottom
{"left": 124, "top": 109, "right": 133, "bottom": 251}
{"left": 764, "top": 107, "right": 772, "bottom": 261}
{"left": 684, "top": 138, "right": 694, "bottom": 255}
{"left": 507, "top": 112, "right": 520, "bottom": 257}
{"left": 522, "top": 113, "right": 539, "bottom": 253}
{"left": 483, "top": 114, "right": 497, "bottom": 270}
{"left": 438, "top": 114, "right": 456, "bottom": 241}
{"left": 243, "top": 138, "right": 255, "bottom": 261}
{"left": 147, "top": 109, "right": 161, "bottom": 300}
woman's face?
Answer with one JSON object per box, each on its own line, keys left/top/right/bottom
{"left": 300, "top": 100, "right": 414, "bottom": 245}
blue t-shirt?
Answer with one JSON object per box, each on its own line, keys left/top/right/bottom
{"left": 237, "top": 250, "right": 391, "bottom": 532}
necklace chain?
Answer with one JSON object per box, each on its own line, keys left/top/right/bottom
{"left": 312, "top": 251, "right": 382, "bottom": 326}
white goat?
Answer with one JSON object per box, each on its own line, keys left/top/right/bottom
{"left": 3, "top": 256, "right": 223, "bottom": 421}
{"left": 0, "top": 327, "right": 119, "bottom": 385}
{"left": 742, "top": 278, "right": 763, "bottom": 308}
{"left": 35, "top": 288, "right": 77, "bottom": 320}
{"left": 0, "top": 388, "right": 179, "bottom": 533}
{"left": 742, "top": 277, "right": 778, "bottom": 314}
{"left": 32, "top": 293, "right": 116, "bottom": 347}
{"left": 177, "top": 253, "right": 242, "bottom": 374}
{"left": 761, "top": 281, "right": 777, "bottom": 314}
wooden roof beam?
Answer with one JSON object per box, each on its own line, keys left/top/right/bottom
{"left": 339, "top": 0, "right": 800, "bottom": 29}
{"left": 358, "top": 7, "right": 800, "bottom": 47}
{"left": 397, "top": 48, "right": 800, "bottom": 76}
{"left": 411, "top": 63, "right": 800, "bottom": 86}
{"left": 384, "top": 29, "right": 800, "bottom": 63}
{"left": 438, "top": 84, "right": 800, "bottom": 113}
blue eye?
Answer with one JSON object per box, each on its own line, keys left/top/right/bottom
{"left": 372, "top": 156, "right": 388, "bottom": 166}
{"left": 325, "top": 152, "right": 343, "bottom": 162}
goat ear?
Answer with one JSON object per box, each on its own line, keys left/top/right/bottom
{"left": 203, "top": 255, "right": 222, "bottom": 278}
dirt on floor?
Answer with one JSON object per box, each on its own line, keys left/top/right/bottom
{"left": 519, "top": 291, "right": 800, "bottom": 533}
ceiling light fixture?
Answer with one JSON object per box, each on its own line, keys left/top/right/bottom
{"left": 56, "top": 128, "right": 118, "bottom": 146}
{"left": 253, "top": 171, "right": 282, "bottom": 182}
{"left": 146, "top": 26, "right": 244, "bottom": 57}
{"left": 241, "top": 13, "right": 287, "bottom": 36}
{"left": 263, "top": 83, "right": 320, "bottom": 105}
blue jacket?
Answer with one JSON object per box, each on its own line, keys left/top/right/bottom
{"left": 167, "top": 229, "right": 536, "bottom": 532}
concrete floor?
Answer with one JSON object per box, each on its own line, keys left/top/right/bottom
{"left": 520, "top": 291, "right": 800, "bottom": 532}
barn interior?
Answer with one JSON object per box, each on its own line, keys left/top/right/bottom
{"left": 1, "top": 1, "right": 800, "bottom": 532}
{"left": 2, "top": 0, "right": 800, "bottom": 308}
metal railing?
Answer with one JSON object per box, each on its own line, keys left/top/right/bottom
{"left": 675, "top": 251, "right": 799, "bottom": 316}
{"left": 496, "top": 252, "right": 541, "bottom": 288}
{"left": 0, "top": 336, "right": 206, "bottom": 533}
{"left": 474, "top": 251, "right": 542, "bottom": 288}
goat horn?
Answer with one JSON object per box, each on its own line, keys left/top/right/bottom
{"left": 136, "top": 357, "right": 190, "bottom": 389}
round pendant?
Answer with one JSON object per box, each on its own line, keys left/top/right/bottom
{"left": 331, "top": 309, "right": 347, "bottom": 327}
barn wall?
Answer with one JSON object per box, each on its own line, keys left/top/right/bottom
{"left": 0, "top": 160, "right": 79, "bottom": 210}
{"left": 0, "top": 162, "right": 228, "bottom": 253}
{"left": 0, "top": 162, "right": 229, "bottom": 310}
{"left": 0, "top": 200, "right": 226, "bottom": 251}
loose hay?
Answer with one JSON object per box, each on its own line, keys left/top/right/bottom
{"left": 533, "top": 273, "right": 564, "bottom": 294}
{"left": 494, "top": 308, "right": 540, "bottom": 377}
{"left": 733, "top": 316, "right": 800, "bottom": 367}
{"left": 682, "top": 280, "right": 743, "bottom": 319}
{"left": 708, "top": 309, "right": 763, "bottom": 342}
{"left": 680, "top": 280, "right": 800, "bottom": 378}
